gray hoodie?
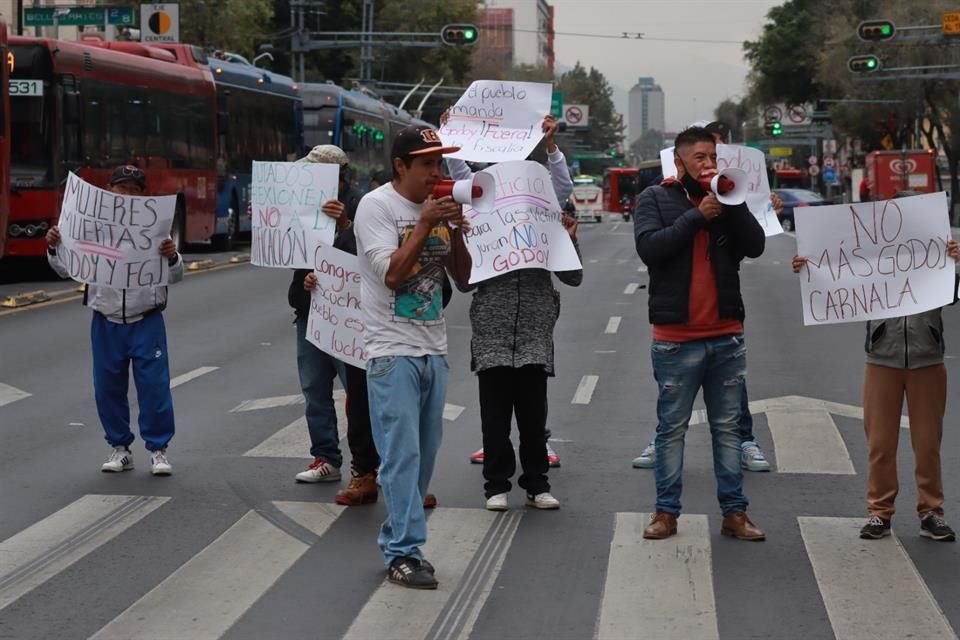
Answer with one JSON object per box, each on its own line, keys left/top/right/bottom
{"left": 48, "top": 249, "right": 184, "bottom": 324}
{"left": 865, "top": 309, "right": 946, "bottom": 370}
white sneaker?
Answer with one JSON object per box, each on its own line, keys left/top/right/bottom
{"left": 295, "top": 457, "right": 341, "bottom": 483}
{"left": 632, "top": 442, "right": 656, "bottom": 469}
{"left": 151, "top": 449, "right": 173, "bottom": 476}
{"left": 485, "top": 493, "right": 509, "bottom": 511}
{"left": 526, "top": 492, "right": 560, "bottom": 509}
{"left": 101, "top": 447, "right": 134, "bottom": 473}
{"left": 741, "top": 442, "right": 771, "bottom": 472}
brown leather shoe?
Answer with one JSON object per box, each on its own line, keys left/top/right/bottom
{"left": 335, "top": 471, "right": 378, "bottom": 506}
{"left": 643, "top": 512, "right": 678, "bottom": 539}
{"left": 721, "top": 512, "right": 766, "bottom": 541}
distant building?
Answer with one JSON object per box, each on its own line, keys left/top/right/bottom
{"left": 628, "top": 77, "right": 665, "bottom": 145}
{"left": 477, "top": 0, "right": 554, "bottom": 73}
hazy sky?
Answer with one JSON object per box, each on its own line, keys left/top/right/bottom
{"left": 550, "top": 0, "right": 782, "bottom": 131}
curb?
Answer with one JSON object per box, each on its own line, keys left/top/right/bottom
{"left": 187, "top": 259, "right": 216, "bottom": 271}
{"left": 1, "top": 290, "right": 52, "bottom": 308}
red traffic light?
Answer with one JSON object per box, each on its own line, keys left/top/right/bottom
{"left": 857, "top": 20, "right": 895, "bottom": 42}
{"left": 848, "top": 55, "right": 881, "bottom": 73}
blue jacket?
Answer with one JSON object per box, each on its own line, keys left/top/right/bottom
{"left": 634, "top": 182, "right": 765, "bottom": 325}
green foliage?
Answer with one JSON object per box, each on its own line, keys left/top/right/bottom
{"left": 630, "top": 128, "right": 665, "bottom": 161}
{"left": 556, "top": 62, "right": 624, "bottom": 152}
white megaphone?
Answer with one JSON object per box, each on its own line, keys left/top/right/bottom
{"left": 431, "top": 173, "right": 496, "bottom": 213}
{"left": 698, "top": 167, "right": 748, "bottom": 206}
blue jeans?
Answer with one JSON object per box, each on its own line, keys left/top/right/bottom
{"left": 296, "top": 317, "right": 345, "bottom": 466}
{"left": 366, "top": 355, "right": 447, "bottom": 565}
{"left": 91, "top": 311, "right": 175, "bottom": 452}
{"left": 651, "top": 335, "right": 749, "bottom": 517}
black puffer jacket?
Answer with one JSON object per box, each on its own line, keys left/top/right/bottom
{"left": 634, "top": 182, "right": 765, "bottom": 325}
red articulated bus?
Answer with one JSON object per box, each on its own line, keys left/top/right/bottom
{"left": 0, "top": 20, "right": 10, "bottom": 260}
{"left": 602, "top": 160, "right": 661, "bottom": 218}
{"left": 3, "top": 37, "right": 217, "bottom": 259}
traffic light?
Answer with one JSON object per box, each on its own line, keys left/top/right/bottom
{"left": 857, "top": 20, "right": 895, "bottom": 42}
{"left": 766, "top": 121, "right": 783, "bottom": 137}
{"left": 848, "top": 55, "right": 881, "bottom": 73}
{"left": 440, "top": 24, "right": 479, "bottom": 46}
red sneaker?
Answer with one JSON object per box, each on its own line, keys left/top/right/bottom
{"left": 423, "top": 493, "right": 438, "bottom": 509}
{"left": 469, "top": 448, "right": 484, "bottom": 464}
{"left": 546, "top": 442, "right": 561, "bottom": 468}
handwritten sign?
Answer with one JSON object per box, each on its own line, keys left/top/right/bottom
{"left": 307, "top": 244, "right": 366, "bottom": 369}
{"left": 717, "top": 144, "right": 783, "bottom": 236}
{"left": 57, "top": 173, "right": 176, "bottom": 288}
{"left": 439, "top": 81, "right": 552, "bottom": 162}
{"left": 796, "top": 193, "right": 953, "bottom": 325}
{"left": 250, "top": 161, "right": 339, "bottom": 268}
{"left": 462, "top": 161, "right": 582, "bottom": 284}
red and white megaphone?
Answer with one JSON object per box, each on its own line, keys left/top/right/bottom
{"left": 698, "top": 167, "right": 748, "bottom": 206}
{"left": 432, "top": 173, "right": 496, "bottom": 213}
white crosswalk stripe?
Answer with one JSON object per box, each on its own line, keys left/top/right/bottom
{"left": 169, "top": 366, "right": 219, "bottom": 389}
{"left": 0, "top": 382, "right": 31, "bottom": 408}
{"left": 243, "top": 391, "right": 347, "bottom": 458}
{"left": 0, "top": 495, "right": 168, "bottom": 611}
{"left": 5, "top": 498, "right": 959, "bottom": 639}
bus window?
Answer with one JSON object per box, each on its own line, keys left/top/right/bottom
{"left": 10, "top": 45, "right": 52, "bottom": 182}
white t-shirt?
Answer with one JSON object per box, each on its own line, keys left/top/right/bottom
{"left": 355, "top": 183, "right": 450, "bottom": 360}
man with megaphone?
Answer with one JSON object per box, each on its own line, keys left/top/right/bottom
{"left": 634, "top": 125, "right": 766, "bottom": 542}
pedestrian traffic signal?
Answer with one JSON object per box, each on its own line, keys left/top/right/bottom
{"left": 766, "top": 122, "right": 783, "bottom": 137}
{"left": 848, "top": 55, "right": 881, "bottom": 73}
{"left": 857, "top": 20, "right": 895, "bottom": 42}
{"left": 441, "top": 24, "right": 479, "bottom": 46}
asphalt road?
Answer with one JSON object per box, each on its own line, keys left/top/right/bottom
{"left": 1, "top": 217, "right": 959, "bottom": 640}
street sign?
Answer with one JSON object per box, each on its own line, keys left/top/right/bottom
{"left": 551, "top": 91, "right": 563, "bottom": 119}
{"left": 823, "top": 156, "right": 835, "bottom": 169}
{"left": 808, "top": 155, "right": 819, "bottom": 166}
{"left": 23, "top": 6, "right": 134, "bottom": 27}
{"left": 141, "top": 3, "right": 180, "bottom": 43}
{"left": 944, "top": 11, "right": 960, "bottom": 35}
{"left": 808, "top": 165, "right": 820, "bottom": 177}
{"left": 763, "top": 106, "right": 782, "bottom": 123}
{"left": 562, "top": 103, "right": 589, "bottom": 128}
{"left": 822, "top": 167, "right": 837, "bottom": 183}
{"left": 770, "top": 147, "right": 793, "bottom": 157}
{"left": 787, "top": 104, "right": 807, "bottom": 124}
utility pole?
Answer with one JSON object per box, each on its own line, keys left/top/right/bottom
{"left": 360, "top": 0, "right": 375, "bottom": 83}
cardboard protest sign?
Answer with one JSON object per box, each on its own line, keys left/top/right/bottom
{"left": 56, "top": 173, "right": 177, "bottom": 288}
{"left": 660, "top": 147, "right": 678, "bottom": 180}
{"left": 795, "top": 192, "right": 954, "bottom": 326}
{"left": 250, "top": 161, "right": 339, "bottom": 268}
{"left": 717, "top": 144, "right": 783, "bottom": 236}
{"left": 307, "top": 244, "right": 366, "bottom": 369}
{"left": 439, "top": 81, "right": 552, "bottom": 162}
{"left": 462, "top": 161, "right": 582, "bottom": 284}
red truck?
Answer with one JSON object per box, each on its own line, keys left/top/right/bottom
{"left": 864, "top": 149, "right": 937, "bottom": 201}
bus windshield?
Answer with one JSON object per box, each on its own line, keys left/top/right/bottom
{"left": 10, "top": 45, "right": 52, "bottom": 182}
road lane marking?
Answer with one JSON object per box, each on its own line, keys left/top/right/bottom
{"left": 589, "top": 259, "right": 599, "bottom": 264}
{"left": 604, "top": 316, "right": 622, "bottom": 334}
{"left": 765, "top": 406, "right": 854, "bottom": 474}
{"left": 624, "top": 283, "right": 639, "bottom": 295}
{"left": 230, "top": 394, "right": 304, "bottom": 412}
{"left": 169, "top": 366, "right": 219, "bottom": 389}
{"left": 243, "top": 391, "right": 347, "bottom": 458}
{"left": 597, "top": 513, "right": 717, "bottom": 640}
{"left": 0, "top": 495, "right": 169, "bottom": 611}
{"left": 595, "top": 350, "right": 617, "bottom": 354}
{"left": 638, "top": 265, "right": 647, "bottom": 272}
{"left": 443, "top": 403, "right": 465, "bottom": 421}
{"left": 90, "top": 505, "right": 343, "bottom": 640}
{"left": 799, "top": 517, "right": 956, "bottom": 640}
{"left": 0, "top": 383, "right": 31, "bottom": 408}
{"left": 572, "top": 375, "right": 599, "bottom": 404}
{"left": 344, "top": 508, "right": 521, "bottom": 640}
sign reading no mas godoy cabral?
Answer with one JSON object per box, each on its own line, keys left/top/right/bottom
{"left": 57, "top": 172, "right": 177, "bottom": 288}
{"left": 795, "top": 192, "right": 954, "bottom": 326}
{"left": 462, "top": 160, "right": 582, "bottom": 284}
{"left": 251, "top": 161, "right": 339, "bottom": 269}
{"left": 440, "top": 81, "right": 552, "bottom": 162}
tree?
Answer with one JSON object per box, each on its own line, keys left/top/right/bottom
{"left": 630, "top": 129, "right": 665, "bottom": 161}
{"left": 713, "top": 99, "right": 751, "bottom": 143}
{"left": 555, "top": 62, "right": 624, "bottom": 153}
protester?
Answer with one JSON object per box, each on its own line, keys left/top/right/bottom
{"left": 286, "top": 145, "right": 354, "bottom": 485}
{"left": 792, "top": 230, "right": 959, "bottom": 542}
{"left": 355, "top": 125, "right": 470, "bottom": 589}
{"left": 443, "top": 112, "right": 578, "bottom": 509}
{"left": 633, "top": 119, "right": 780, "bottom": 473}
{"left": 635, "top": 126, "right": 766, "bottom": 541}
{"left": 46, "top": 165, "right": 181, "bottom": 475}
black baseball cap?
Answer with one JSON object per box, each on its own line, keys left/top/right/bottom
{"left": 391, "top": 125, "right": 460, "bottom": 159}
{"left": 705, "top": 121, "right": 731, "bottom": 140}
{"left": 109, "top": 165, "right": 146, "bottom": 189}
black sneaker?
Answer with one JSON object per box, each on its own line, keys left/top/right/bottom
{"left": 420, "top": 558, "right": 435, "bottom": 575}
{"left": 860, "top": 516, "right": 891, "bottom": 539}
{"left": 920, "top": 513, "right": 956, "bottom": 542}
{"left": 387, "top": 556, "right": 438, "bottom": 589}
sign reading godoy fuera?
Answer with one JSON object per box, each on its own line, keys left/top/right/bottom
{"left": 462, "top": 160, "right": 582, "bottom": 284}
{"left": 717, "top": 144, "right": 783, "bottom": 237}
{"left": 251, "top": 161, "right": 339, "bottom": 269}
{"left": 57, "top": 173, "right": 177, "bottom": 288}
{"left": 796, "top": 192, "right": 954, "bottom": 326}
{"left": 440, "top": 81, "right": 552, "bottom": 162}
{"left": 307, "top": 244, "right": 366, "bottom": 369}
